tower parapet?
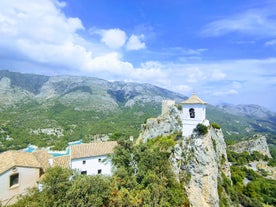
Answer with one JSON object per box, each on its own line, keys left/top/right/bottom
{"left": 162, "top": 100, "right": 176, "bottom": 115}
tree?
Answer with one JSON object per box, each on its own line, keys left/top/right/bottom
{"left": 66, "top": 175, "right": 112, "bottom": 207}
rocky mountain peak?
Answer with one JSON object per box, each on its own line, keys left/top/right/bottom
{"left": 138, "top": 105, "right": 230, "bottom": 207}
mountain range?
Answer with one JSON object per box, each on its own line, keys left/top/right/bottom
{"left": 0, "top": 70, "right": 275, "bottom": 151}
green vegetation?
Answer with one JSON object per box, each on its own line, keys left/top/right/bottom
{"left": 229, "top": 166, "right": 276, "bottom": 206}
{"left": 227, "top": 150, "right": 269, "bottom": 165}
{"left": 0, "top": 101, "right": 160, "bottom": 152}
{"left": 11, "top": 135, "right": 189, "bottom": 207}
{"left": 219, "top": 150, "right": 276, "bottom": 206}
{"left": 193, "top": 123, "right": 208, "bottom": 135}
{"left": 176, "top": 104, "right": 182, "bottom": 111}
{"left": 211, "top": 122, "right": 221, "bottom": 129}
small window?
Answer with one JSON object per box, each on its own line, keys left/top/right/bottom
{"left": 81, "top": 171, "right": 87, "bottom": 175}
{"left": 10, "top": 173, "right": 19, "bottom": 187}
{"left": 189, "top": 108, "right": 195, "bottom": 118}
{"left": 97, "top": 169, "right": 102, "bottom": 174}
{"left": 98, "top": 158, "right": 101, "bottom": 162}
{"left": 82, "top": 160, "right": 86, "bottom": 165}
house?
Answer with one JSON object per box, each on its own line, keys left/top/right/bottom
{"left": 70, "top": 141, "right": 117, "bottom": 175}
{"left": 0, "top": 150, "right": 51, "bottom": 205}
{"left": 180, "top": 93, "right": 207, "bottom": 137}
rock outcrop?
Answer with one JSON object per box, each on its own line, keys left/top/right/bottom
{"left": 138, "top": 106, "right": 231, "bottom": 207}
{"left": 171, "top": 127, "right": 230, "bottom": 207}
{"left": 138, "top": 106, "right": 182, "bottom": 143}
{"left": 228, "top": 134, "right": 272, "bottom": 158}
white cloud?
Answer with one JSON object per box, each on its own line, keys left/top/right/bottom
{"left": 0, "top": 0, "right": 83, "bottom": 43}
{"left": 126, "top": 34, "right": 146, "bottom": 50}
{"left": 186, "top": 67, "right": 206, "bottom": 83}
{"left": 201, "top": 7, "right": 276, "bottom": 37}
{"left": 173, "top": 85, "right": 193, "bottom": 94}
{"left": 265, "top": 39, "right": 276, "bottom": 46}
{"left": 0, "top": 0, "right": 151, "bottom": 79}
{"left": 100, "top": 28, "right": 127, "bottom": 49}
{"left": 210, "top": 69, "right": 226, "bottom": 80}
{"left": 213, "top": 89, "right": 238, "bottom": 96}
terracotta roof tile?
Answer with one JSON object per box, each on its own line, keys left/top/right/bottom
{"left": 70, "top": 141, "right": 117, "bottom": 160}
{"left": 0, "top": 151, "right": 41, "bottom": 174}
{"left": 181, "top": 94, "right": 207, "bottom": 104}
{"left": 52, "top": 155, "right": 70, "bottom": 169}
{"left": 32, "top": 150, "right": 53, "bottom": 172}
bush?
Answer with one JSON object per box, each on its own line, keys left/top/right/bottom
{"left": 194, "top": 124, "right": 208, "bottom": 135}
{"left": 177, "top": 104, "right": 182, "bottom": 111}
{"left": 211, "top": 122, "right": 221, "bottom": 129}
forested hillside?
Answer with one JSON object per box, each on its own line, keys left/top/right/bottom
{"left": 0, "top": 70, "right": 275, "bottom": 152}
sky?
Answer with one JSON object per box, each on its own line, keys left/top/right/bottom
{"left": 0, "top": 0, "right": 276, "bottom": 111}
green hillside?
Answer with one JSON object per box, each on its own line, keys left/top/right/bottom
{"left": 0, "top": 70, "right": 275, "bottom": 152}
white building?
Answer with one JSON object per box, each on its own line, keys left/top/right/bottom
{"left": 69, "top": 141, "right": 117, "bottom": 176}
{"left": 180, "top": 94, "right": 207, "bottom": 137}
{"left": 0, "top": 150, "right": 51, "bottom": 206}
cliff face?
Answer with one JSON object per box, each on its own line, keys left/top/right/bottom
{"left": 172, "top": 128, "right": 230, "bottom": 207}
{"left": 138, "top": 107, "right": 231, "bottom": 207}
{"left": 228, "top": 135, "right": 272, "bottom": 158}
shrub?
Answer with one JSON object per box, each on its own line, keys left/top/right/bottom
{"left": 211, "top": 122, "right": 221, "bottom": 129}
{"left": 194, "top": 124, "right": 208, "bottom": 135}
{"left": 177, "top": 104, "right": 182, "bottom": 111}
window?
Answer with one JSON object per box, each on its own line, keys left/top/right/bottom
{"left": 81, "top": 171, "right": 87, "bottom": 175}
{"left": 82, "top": 160, "right": 86, "bottom": 165}
{"left": 98, "top": 158, "right": 101, "bottom": 162}
{"left": 97, "top": 169, "right": 102, "bottom": 174}
{"left": 189, "top": 108, "right": 195, "bottom": 118}
{"left": 10, "top": 173, "right": 19, "bottom": 187}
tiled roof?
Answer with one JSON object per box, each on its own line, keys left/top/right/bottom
{"left": 32, "top": 150, "right": 53, "bottom": 172}
{"left": 180, "top": 94, "right": 207, "bottom": 104}
{"left": 53, "top": 155, "right": 70, "bottom": 169}
{"left": 70, "top": 141, "right": 117, "bottom": 159}
{"left": 0, "top": 151, "right": 41, "bottom": 174}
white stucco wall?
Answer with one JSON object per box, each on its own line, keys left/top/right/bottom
{"left": 181, "top": 104, "right": 206, "bottom": 137}
{"left": 0, "top": 167, "right": 40, "bottom": 205}
{"left": 71, "top": 155, "right": 113, "bottom": 176}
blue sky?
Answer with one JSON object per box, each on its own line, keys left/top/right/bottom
{"left": 0, "top": 0, "right": 276, "bottom": 111}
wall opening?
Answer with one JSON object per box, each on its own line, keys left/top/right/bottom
{"left": 189, "top": 108, "right": 195, "bottom": 118}
{"left": 10, "top": 173, "right": 19, "bottom": 187}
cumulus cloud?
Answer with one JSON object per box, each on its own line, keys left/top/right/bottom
{"left": 126, "top": 34, "right": 146, "bottom": 50}
{"left": 0, "top": 0, "right": 155, "bottom": 81}
{"left": 99, "top": 29, "right": 127, "bottom": 49}
{"left": 0, "top": 0, "right": 83, "bottom": 43}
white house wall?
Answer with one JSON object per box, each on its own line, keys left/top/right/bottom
{"left": 182, "top": 104, "right": 206, "bottom": 121}
{"left": 0, "top": 167, "right": 40, "bottom": 205}
{"left": 71, "top": 155, "right": 112, "bottom": 176}
{"left": 181, "top": 103, "right": 206, "bottom": 137}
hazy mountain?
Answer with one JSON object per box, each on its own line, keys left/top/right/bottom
{"left": 0, "top": 70, "right": 275, "bottom": 151}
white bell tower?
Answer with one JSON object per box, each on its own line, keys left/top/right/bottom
{"left": 180, "top": 93, "right": 207, "bottom": 137}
